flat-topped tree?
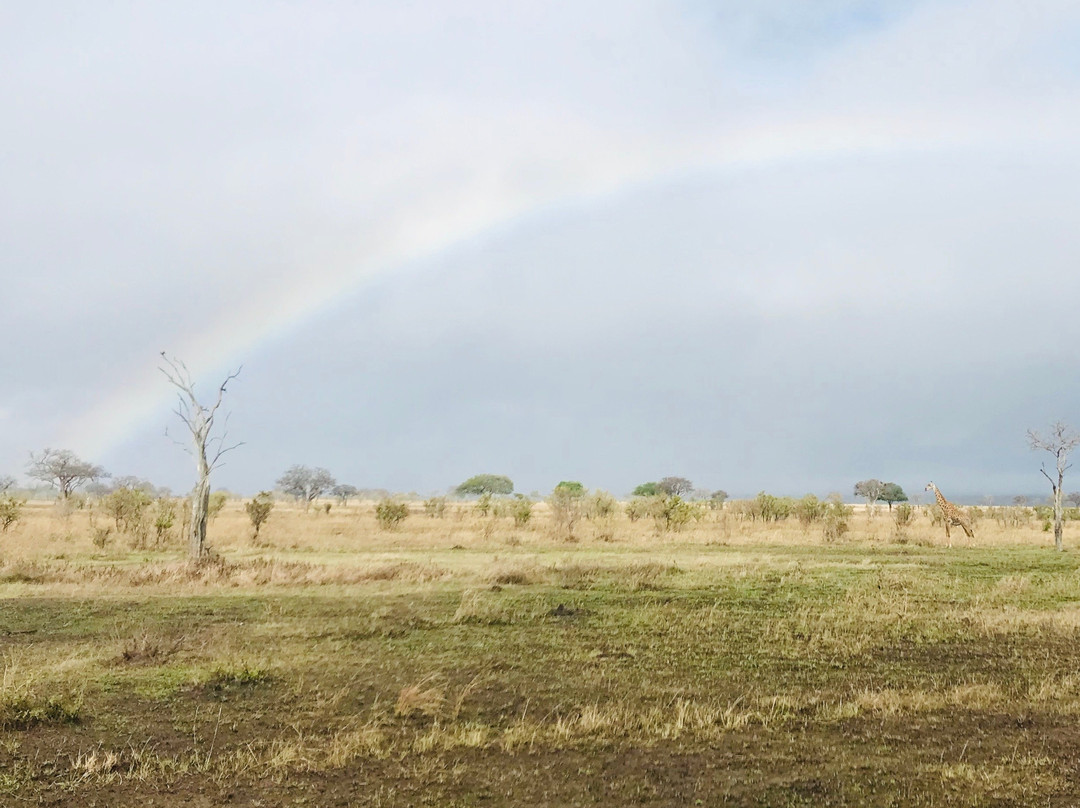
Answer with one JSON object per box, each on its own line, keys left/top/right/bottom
{"left": 27, "top": 449, "right": 107, "bottom": 500}
{"left": 455, "top": 474, "right": 513, "bottom": 497}
{"left": 160, "top": 353, "right": 242, "bottom": 560}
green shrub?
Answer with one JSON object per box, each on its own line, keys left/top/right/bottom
{"left": 245, "top": 491, "right": 275, "bottom": 542}
{"left": 746, "top": 492, "right": 794, "bottom": 522}
{"left": 548, "top": 483, "right": 586, "bottom": 540}
{"left": 654, "top": 495, "right": 702, "bottom": 532}
{"left": 476, "top": 492, "right": 493, "bottom": 517}
{"left": 823, "top": 494, "right": 852, "bottom": 542}
{"left": 208, "top": 491, "right": 229, "bottom": 520}
{"left": 375, "top": 499, "right": 409, "bottom": 530}
{"left": 424, "top": 496, "right": 447, "bottom": 518}
{"left": 625, "top": 496, "right": 651, "bottom": 522}
{"left": 0, "top": 495, "right": 24, "bottom": 532}
{"left": 101, "top": 487, "right": 153, "bottom": 547}
{"left": 153, "top": 498, "right": 177, "bottom": 545}
{"left": 586, "top": 490, "right": 618, "bottom": 520}
{"left": 893, "top": 503, "right": 914, "bottom": 529}
{"left": 91, "top": 526, "right": 112, "bottom": 549}
{"left": 794, "top": 494, "right": 825, "bottom": 528}
{"left": 511, "top": 494, "right": 533, "bottom": 527}
{"left": 102, "top": 487, "right": 152, "bottom": 534}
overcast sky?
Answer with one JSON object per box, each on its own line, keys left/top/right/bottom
{"left": 3, "top": 1, "right": 1080, "bottom": 500}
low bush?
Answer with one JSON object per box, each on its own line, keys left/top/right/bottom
{"left": 511, "top": 494, "right": 533, "bottom": 527}
{"left": 245, "top": 491, "right": 275, "bottom": 542}
{"left": 423, "top": 496, "right": 447, "bottom": 518}
{"left": 0, "top": 494, "right": 24, "bottom": 531}
{"left": 822, "top": 494, "right": 852, "bottom": 542}
{"left": 375, "top": 499, "right": 409, "bottom": 530}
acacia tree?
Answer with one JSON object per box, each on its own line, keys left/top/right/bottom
{"left": 709, "top": 490, "right": 729, "bottom": 509}
{"left": 879, "top": 482, "right": 908, "bottom": 511}
{"left": 0, "top": 476, "right": 16, "bottom": 493}
{"left": 1027, "top": 421, "right": 1080, "bottom": 552}
{"left": 277, "top": 465, "right": 336, "bottom": 509}
{"left": 657, "top": 477, "right": 694, "bottom": 497}
{"left": 27, "top": 449, "right": 107, "bottom": 499}
{"left": 160, "top": 353, "right": 242, "bottom": 560}
{"left": 853, "top": 479, "right": 886, "bottom": 516}
{"left": 331, "top": 484, "right": 359, "bottom": 507}
{"left": 455, "top": 474, "right": 513, "bottom": 497}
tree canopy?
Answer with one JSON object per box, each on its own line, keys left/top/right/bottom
{"left": 632, "top": 482, "right": 660, "bottom": 497}
{"left": 878, "top": 482, "right": 908, "bottom": 510}
{"left": 26, "top": 449, "right": 107, "bottom": 499}
{"left": 657, "top": 477, "right": 694, "bottom": 497}
{"left": 853, "top": 479, "right": 885, "bottom": 505}
{"left": 331, "top": 484, "right": 359, "bottom": 505}
{"left": 455, "top": 474, "right": 514, "bottom": 496}
{"left": 277, "top": 465, "right": 336, "bottom": 507}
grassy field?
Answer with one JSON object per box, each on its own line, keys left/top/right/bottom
{"left": 3, "top": 499, "right": 1080, "bottom": 806}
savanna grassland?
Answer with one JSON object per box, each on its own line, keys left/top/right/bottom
{"left": 3, "top": 499, "right": 1080, "bottom": 806}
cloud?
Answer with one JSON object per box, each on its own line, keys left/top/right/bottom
{"left": 3, "top": 1, "right": 1080, "bottom": 493}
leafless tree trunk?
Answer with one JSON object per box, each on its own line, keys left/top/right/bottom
{"left": 1028, "top": 421, "right": 1080, "bottom": 552}
{"left": 160, "top": 353, "right": 242, "bottom": 560}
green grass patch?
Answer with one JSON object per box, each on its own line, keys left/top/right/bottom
{"left": 5, "top": 544, "right": 1080, "bottom": 805}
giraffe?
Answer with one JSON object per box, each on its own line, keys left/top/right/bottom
{"left": 925, "top": 482, "right": 974, "bottom": 545}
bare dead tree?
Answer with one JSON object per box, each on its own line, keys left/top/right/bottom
{"left": 160, "top": 353, "right": 242, "bottom": 560}
{"left": 1027, "top": 421, "right": 1080, "bottom": 552}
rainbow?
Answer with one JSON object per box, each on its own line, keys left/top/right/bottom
{"left": 62, "top": 104, "right": 1060, "bottom": 462}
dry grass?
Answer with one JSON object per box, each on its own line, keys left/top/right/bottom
{"left": 4, "top": 497, "right": 1080, "bottom": 805}
{"left": 395, "top": 676, "right": 447, "bottom": 719}
{"left": 117, "top": 631, "right": 184, "bottom": 665}
{"left": 2, "top": 496, "right": 1065, "bottom": 569}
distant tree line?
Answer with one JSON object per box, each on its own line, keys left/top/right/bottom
{"left": 6, "top": 368, "right": 1080, "bottom": 558}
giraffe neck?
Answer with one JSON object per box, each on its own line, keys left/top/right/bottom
{"left": 934, "top": 488, "right": 949, "bottom": 510}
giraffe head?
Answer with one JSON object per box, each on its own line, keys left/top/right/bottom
{"left": 925, "top": 482, "right": 937, "bottom": 493}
